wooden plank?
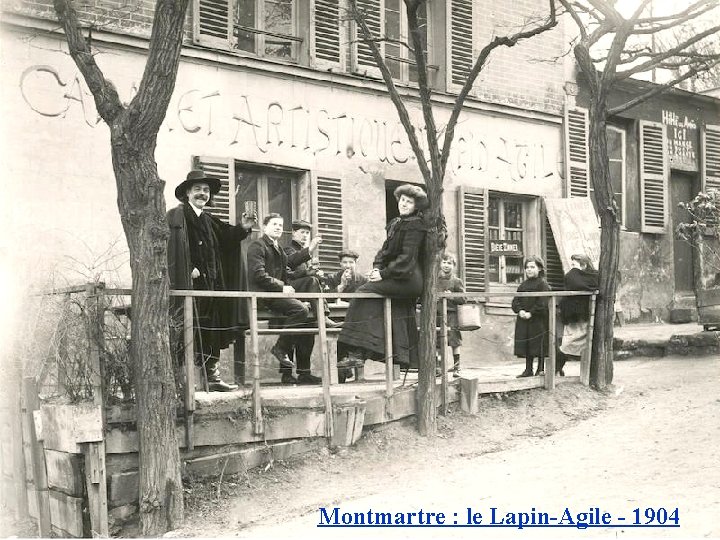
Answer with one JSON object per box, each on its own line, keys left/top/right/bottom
{"left": 316, "top": 299, "right": 334, "bottom": 439}
{"left": 39, "top": 403, "right": 103, "bottom": 453}
{"left": 108, "top": 471, "right": 138, "bottom": 508}
{"left": 384, "top": 298, "right": 393, "bottom": 401}
{"left": 459, "top": 377, "right": 479, "bottom": 414}
{"left": 476, "top": 376, "right": 545, "bottom": 394}
{"left": 440, "top": 298, "right": 449, "bottom": 414}
{"left": 11, "top": 395, "right": 29, "bottom": 518}
{"left": 84, "top": 442, "right": 109, "bottom": 537}
{"left": 44, "top": 450, "right": 84, "bottom": 496}
{"left": 48, "top": 490, "right": 84, "bottom": 538}
{"left": 545, "top": 296, "right": 557, "bottom": 390}
{"left": 331, "top": 400, "right": 366, "bottom": 447}
{"left": 581, "top": 294, "right": 596, "bottom": 386}
{"left": 184, "top": 295, "right": 195, "bottom": 451}
{"left": 250, "top": 296, "right": 263, "bottom": 435}
{"left": 23, "top": 378, "right": 51, "bottom": 537}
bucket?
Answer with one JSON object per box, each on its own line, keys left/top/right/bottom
{"left": 457, "top": 303, "right": 482, "bottom": 331}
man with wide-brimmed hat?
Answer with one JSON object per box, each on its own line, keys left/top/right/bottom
{"left": 167, "top": 169, "right": 256, "bottom": 391}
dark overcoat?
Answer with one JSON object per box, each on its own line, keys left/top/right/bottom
{"left": 247, "top": 234, "right": 291, "bottom": 292}
{"left": 339, "top": 215, "right": 427, "bottom": 367}
{"left": 511, "top": 276, "right": 550, "bottom": 358}
{"left": 560, "top": 268, "right": 599, "bottom": 324}
{"left": 166, "top": 203, "right": 251, "bottom": 350}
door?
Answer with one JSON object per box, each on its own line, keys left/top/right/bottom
{"left": 671, "top": 172, "right": 697, "bottom": 292}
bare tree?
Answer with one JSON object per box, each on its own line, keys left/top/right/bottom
{"left": 349, "top": 0, "right": 558, "bottom": 435}
{"left": 51, "top": 0, "right": 189, "bottom": 533}
{"left": 559, "top": 0, "right": 720, "bottom": 388}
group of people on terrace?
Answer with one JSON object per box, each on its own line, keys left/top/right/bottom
{"left": 167, "top": 169, "right": 597, "bottom": 391}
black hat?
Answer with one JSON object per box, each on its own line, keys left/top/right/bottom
{"left": 338, "top": 250, "right": 359, "bottom": 260}
{"left": 175, "top": 170, "right": 222, "bottom": 201}
{"left": 291, "top": 219, "right": 313, "bottom": 231}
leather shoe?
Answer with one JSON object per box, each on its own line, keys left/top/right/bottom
{"left": 297, "top": 372, "right": 322, "bottom": 384}
{"left": 324, "top": 317, "right": 341, "bottom": 328}
{"left": 516, "top": 370, "right": 533, "bottom": 378}
{"left": 271, "top": 345, "right": 295, "bottom": 369}
{"left": 281, "top": 373, "right": 298, "bottom": 385}
{"left": 208, "top": 380, "right": 239, "bottom": 392}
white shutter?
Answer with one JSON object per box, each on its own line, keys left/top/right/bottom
{"left": 447, "top": 0, "right": 472, "bottom": 87}
{"left": 192, "top": 157, "right": 236, "bottom": 224}
{"left": 639, "top": 120, "right": 668, "bottom": 233}
{"left": 352, "top": 0, "right": 383, "bottom": 77}
{"left": 458, "top": 186, "right": 487, "bottom": 293}
{"left": 313, "top": 0, "right": 343, "bottom": 70}
{"left": 565, "top": 106, "right": 590, "bottom": 198}
{"left": 702, "top": 124, "right": 720, "bottom": 192}
{"left": 316, "top": 176, "right": 344, "bottom": 273}
{"left": 193, "top": 0, "right": 233, "bottom": 48}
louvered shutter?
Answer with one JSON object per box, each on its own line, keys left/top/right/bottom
{"left": 639, "top": 120, "right": 668, "bottom": 233}
{"left": 352, "top": 0, "right": 383, "bottom": 77}
{"left": 448, "top": 0, "right": 472, "bottom": 87}
{"left": 565, "top": 106, "right": 590, "bottom": 198}
{"left": 458, "top": 187, "right": 487, "bottom": 293}
{"left": 193, "top": 0, "right": 233, "bottom": 49}
{"left": 544, "top": 217, "right": 564, "bottom": 290}
{"left": 702, "top": 124, "right": 720, "bottom": 192}
{"left": 316, "top": 176, "right": 343, "bottom": 273}
{"left": 192, "top": 157, "right": 236, "bottom": 224}
{"left": 313, "top": 0, "right": 343, "bottom": 70}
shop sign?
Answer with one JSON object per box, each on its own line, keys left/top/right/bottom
{"left": 662, "top": 110, "right": 698, "bottom": 172}
{"left": 489, "top": 239, "right": 523, "bottom": 257}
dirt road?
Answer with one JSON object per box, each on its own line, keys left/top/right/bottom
{"left": 178, "top": 356, "right": 720, "bottom": 539}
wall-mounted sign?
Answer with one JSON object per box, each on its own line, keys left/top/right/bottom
{"left": 489, "top": 239, "right": 523, "bottom": 257}
{"left": 662, "top": 110, "right": 699, "bottom": 172}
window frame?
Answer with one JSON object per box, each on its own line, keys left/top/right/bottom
{"left": 589, "top": 125, "right": 626, "bottom": 229}
{"left": 487, "top": 194, "right": 529, "bottom": 287}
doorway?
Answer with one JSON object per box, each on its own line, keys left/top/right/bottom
{"left": 671, "top": 172, "right": 698, "bottom": 293}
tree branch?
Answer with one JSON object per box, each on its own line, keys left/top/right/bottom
{"left": 440, "top": 0, "right": 557, "bottom": 171}
{"left": 608, "top": 58, "right": 720, "bottom": 115}
{"left": 348, "top": 0, "right": 431, "bottom": 180}
{"left": 632, "top": 3, "right": 718, "bottom": 34}
{"left": 130, "top": 0, "right": 190, "bottom": 138}
{"left": 52, "top": 0, "right": 124, "bottom": 124}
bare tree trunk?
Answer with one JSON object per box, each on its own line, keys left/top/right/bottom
{"left": 588, "top": 100, "right": 618, "bottom": 389}
{"left": 112, "top": 130, "right": 183, "bottom": 534}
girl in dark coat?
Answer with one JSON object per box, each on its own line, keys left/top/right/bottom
{"left": 557, "top": 253, "right": 599, "bottom": 375}
{"left": 337, "top": 184, "right": 428, "bottom": 369}
{"left": 512, "top": 256, "right": 550, "bottom": 377}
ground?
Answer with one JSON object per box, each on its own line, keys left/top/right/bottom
{"left": 171, "top": 354, "right": 720, "bottom": 539}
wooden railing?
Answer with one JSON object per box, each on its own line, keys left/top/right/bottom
{"left": 38, "top": 285, "right": 597, "bottom": 452}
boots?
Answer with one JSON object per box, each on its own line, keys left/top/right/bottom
{"left": 517, "top": 356, "right": 534, "bottom": 378}
{"left": 535, "top": 357, "right": 545, "bottom": 376}
{"left": 204, "top": 356, "right": 238, "bottom": 392}
{"left": 452, "top": 353, "right": 461, "bottom": 378}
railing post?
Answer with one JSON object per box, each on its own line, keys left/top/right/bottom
{"left": 581, "top": 293, "right": 597, "bottom": 386}
{"left": 316, "top": 298, "right": 334, "bottom": 439}
{"left": 250, "top": 296, "right": 263, "bottom": 435}
{"left": 183, "top": 295, "right": 195, "bottom": 451}
{"left": 84, "top": 283, "right": 106, "bottom": 411}
{"left": 439, "top": 297, "right": 449, "bottom": 415}
{"left": 384, "top": 298, "right": 393, "bottom": 401}
{"left": 545, "top": 295, "right": 557, "bottom": 390}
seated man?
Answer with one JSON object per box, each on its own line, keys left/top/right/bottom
{"left": 284, "top": 219, "right": 338, "bottom": 327}
{"left": 324, "top": 250, "right": 368, "bottom": 295}
{"left": 324, "top": 250, "right": 368, "bottom": 384}
{"left": 247, "top": 213, "right": 319, "bottom": 385}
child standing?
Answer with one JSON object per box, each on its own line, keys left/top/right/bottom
{"left": 512, "top": 256, "right": 550, "bottom": 377}
{"left": 436, "top": 253, "right": 466, "bottom": 377}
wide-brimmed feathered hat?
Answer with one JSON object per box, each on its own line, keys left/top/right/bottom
{"left": 175, "top": 170, "right": 222, "bottom": 201}
{"left": 393, "top": 184, "right": 429, "bottom": 211}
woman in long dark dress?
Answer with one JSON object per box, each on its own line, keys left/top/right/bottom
{"left": 512, "top": 256, "right": 550, "bottom": 377}
{"left": 337, "top": 184, "right": 428, "bottom": 369}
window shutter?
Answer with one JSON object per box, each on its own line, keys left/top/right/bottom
{"left": 313, "top": 0, "right": 343, "bottom": 70}
{"left": 564, "top": 106, "right": 590, "bottom": 198}
{"left": 702, "top": 124, "right": 720, "bottom": 192}
{"left": 192, "top": 157, "right": 236, "bottom": 224}
{"left": 544, "top": 217, "right": 564, "bottom": 290}
{"left": 639, "top": 120, "right": 668, "bottom": 233}
{"left": 316, "top": 176, "right": 343, "bottom": 273}
{"left": 457, "top": 186, "right": 487, "bottom": 293}
{"left": 448, "top": 0, "right": 473, "bottom": 86}
{"left": 352, "top": 0, "right": 383, "bottom": 77}
{"left": 193, "top": 0, "right": 232, "bottom": 49}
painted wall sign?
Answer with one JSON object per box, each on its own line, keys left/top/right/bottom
{"left": 489, "top": 239, "right": 523, "bottom": 256}
{"left": 662, "top": 110, "right": 698, "bottom": 172}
